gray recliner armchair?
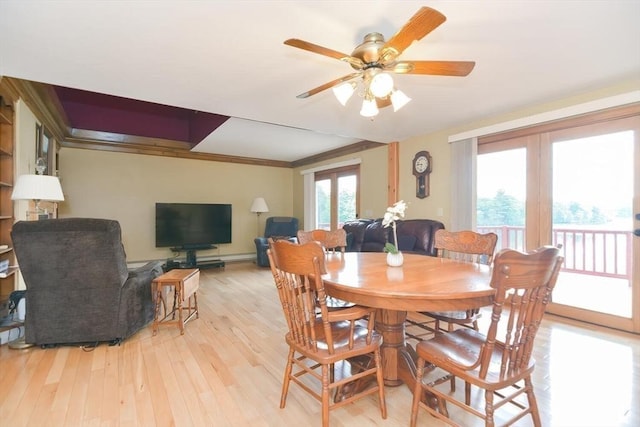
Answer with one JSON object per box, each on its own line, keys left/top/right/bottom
{"left": 11, "top": 218, "right": 163, "bottom": 347}
{"left": 253, "top": 216, "right": 299, "bottom": 267}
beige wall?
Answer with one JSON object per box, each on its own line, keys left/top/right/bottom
{"left": 397, "top": 129, "right": 453, "bottom": 224}
{"left": 57, "top": 148, "right": 294, "bottom": 262}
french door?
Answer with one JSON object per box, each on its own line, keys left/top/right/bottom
{"left": 314, "top": 165, "right": 359, "bottom": 230}
{"left": 477, "top": 107, "right": 640, "bottom": 333}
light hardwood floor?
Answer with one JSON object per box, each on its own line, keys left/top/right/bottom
{"left": 1, "top": 261, "right": 638, "bottom": 426}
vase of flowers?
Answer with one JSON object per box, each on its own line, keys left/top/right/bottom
{"left": 382, "top": 200, "right": 407, "bottom": 267}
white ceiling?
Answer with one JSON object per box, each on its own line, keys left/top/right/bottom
{"left": 1, "top": 1, "right": 639, "bottom": 162}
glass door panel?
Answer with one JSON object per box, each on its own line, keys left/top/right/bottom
{"left": 477, "top": 147, "right": 527, "bottom": 251}
{"left": 315, "top": 179, "right": 331, "bottom": 230}
{"left": 550, "top": 131, "right": 634, "bottom": 318}
{"left": 337, "top": 175, "right": 357, "bottom": 229}
{"left": 314, "top": 165, "right": 359, "bottom": 230}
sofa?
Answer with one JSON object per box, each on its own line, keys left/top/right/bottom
{"left": 342, "top": 218, "right": 445, "bottom": 257}
{"left": 11, "top": 218, "right": 163, "bottom": 347}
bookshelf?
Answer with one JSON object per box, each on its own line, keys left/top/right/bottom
{"left": 0, "top": 89, "right": 17, "bottom": 329}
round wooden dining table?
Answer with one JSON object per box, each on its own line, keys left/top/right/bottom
{"left": 321, "top": 251, "right": 495, "bottom": 390}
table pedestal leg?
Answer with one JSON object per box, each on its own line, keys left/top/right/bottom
{"left": 378, "top": 309, "right": 441, "bottom": 410}
{"left": 333, "top": 308, "right": 439, "bottom": 409}
{"left": 376, "top": 309, "right": 407, "bottom": 386}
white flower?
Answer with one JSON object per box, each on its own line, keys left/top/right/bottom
{"left": 382, "top": 200, "right": 407, "bottom": 254}
{"left": 382, "top": 211, "right": 395, "bottom": 227}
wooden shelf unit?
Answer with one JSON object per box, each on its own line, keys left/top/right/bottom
{"left": 0, "top": 93, "right": 16, "bottom": 319}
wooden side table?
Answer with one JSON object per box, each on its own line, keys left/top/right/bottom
{"left": 152, "top": 268, "right": 200, "bottom": 335}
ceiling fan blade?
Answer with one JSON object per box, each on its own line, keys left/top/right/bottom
{"left": 284, "top": 39, "right": 364, "bottom": 69}
{"left": 295, "top": 73, "right": 362, "bottom": 99}
{"left": 391, "top": 60, "right": 476, "bottom": 76}
{"left": 380, "top": 7, "right": 446, "bottom": 63}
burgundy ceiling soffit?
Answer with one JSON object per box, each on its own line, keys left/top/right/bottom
{"left": 54, "top": 86, "right": 229, "bottom": 146}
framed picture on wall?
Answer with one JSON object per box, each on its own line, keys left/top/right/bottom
{"left": 34, "top": 123, "right": 54, "bottom": 175}
{"left": 35, "top": 123, "right": 42, "bottom": 164}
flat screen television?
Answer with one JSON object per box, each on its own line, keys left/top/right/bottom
{"left": 155, "top": 202, "right": 232, "bottom": 249}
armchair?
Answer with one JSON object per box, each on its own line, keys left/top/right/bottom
{"left": 11, "top": 218, "right": 163, "bottom": 347}
{"left": 253, "top": 216, "right": 298, "bottom": 267}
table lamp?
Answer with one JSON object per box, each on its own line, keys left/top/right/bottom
{"left": 11, "top": 174, "right": 65, "bottom": 219}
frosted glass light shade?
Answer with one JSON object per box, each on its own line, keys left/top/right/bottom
{"left": 370, "top": 72, "right": 394, "bottom": 98}
{"left": 360, "top": 98, "right": 379, "bottom": 117}
{"left": 250, "top": 197, "right": 269, "bottom": 213}
{"left": 332, "top": 82, "right": 355, "bottom": 106}
{"left": 11, "top": 174, "right": 64, "bottom": 202}
{"left": 390, "top": 89, "right": 411, "bottom": 112}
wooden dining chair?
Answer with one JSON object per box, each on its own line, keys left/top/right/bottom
{"left": 405, "top": 229, "right": 498, "bottom": 341}
{"left": 296, "top": 229, "right": 354, "bottom": 310}
{"left": 297, "top": 229, "right": 347, "bottom": 253}
{"left": 410, "top": 246, "right": 564, "bottom": 427}
{"left": 267, "top": 239, "right": 386, "bottom": 427}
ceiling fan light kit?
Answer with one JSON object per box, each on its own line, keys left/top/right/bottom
{"left": 284, "top": 6, "right": 475, "bottom": 118}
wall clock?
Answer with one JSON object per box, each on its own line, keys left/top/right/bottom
{"left": 412, "top": 151, "right": 432, "bottom": 198}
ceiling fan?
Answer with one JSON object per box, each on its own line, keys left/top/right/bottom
{"left": 284, "top": 6, "right": 475, "bottom": 117}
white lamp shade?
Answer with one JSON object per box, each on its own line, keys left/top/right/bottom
{"left": 360, "top": 98, "right": 379, "bottom": 117}
{"left": 11, "top": 174, "right": 65, "bottom": 202}
{"left": 250, "top": 197, "right": 269, "bottom": 213}
{"left": 332, "top": 82, "right": 355, "bottom": 106}
{"left": 370, "top": 72, "right": 394, "bottom": 98}
{"left": 390, "top": 89, "right": 412, "bottom": 112}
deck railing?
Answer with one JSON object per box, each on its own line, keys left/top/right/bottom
{"left": 477, "top": 226, "right": 632, "bottom": 280}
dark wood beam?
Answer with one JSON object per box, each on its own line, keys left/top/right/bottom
{"left": 290, "top": 140, "right": 386, "bottom": 168}
{"left": 62, "top": 136, "right": 292, "bottom": 168}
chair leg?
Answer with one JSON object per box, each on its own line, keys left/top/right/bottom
{"left": 524, "top": 376, "right": 542, "bottom": 427}
{"left": 484, "top": 388, "right": 495, "bottom": 427}
{"left": 321, "top": 364, "right": 330, "bottom": 427}
{"left": 465, "top": 381, "right": 471, "bottom": 405}
{"left": 280, "top": 347, "right": 295, "bottom": 408}
{"left": 410, "top": 358, "right": 426, "bottom": 427}
{"left": 373, "top": 349, "right": 387, "bottom": 419}
{"left": 437, "top": 397, "right": 449, "bottom": 418}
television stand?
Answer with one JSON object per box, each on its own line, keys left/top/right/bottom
{"left": 165, "top": 247, "right": 225, "bottom": 271}
{"left": 185, "top": 249, "right": 198, "bottom": 267}
{"left": 194, "top": 259, "right": 225, "bottom": 269}
{"left": 171, "top": 260, "right": 224, "bottom": 270}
